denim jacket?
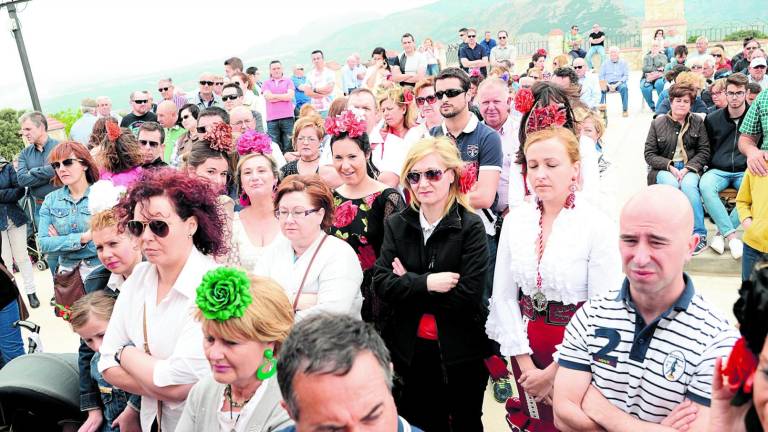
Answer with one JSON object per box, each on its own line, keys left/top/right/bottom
{"left": 90, "top": 353, "right": 141, "bottom": 431}
{"left": 0, "top": 160, "right": 28, "bottom": 231}
{"left": 37, "top": 185, "right": 99, "bottom": 269}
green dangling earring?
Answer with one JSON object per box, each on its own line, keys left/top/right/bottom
{"left": 256, "top": 348, "right": 277, "bottom": 380}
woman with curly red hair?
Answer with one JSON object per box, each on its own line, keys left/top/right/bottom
{"left": 98, "top": 168, "right": 227, "bottom": 431}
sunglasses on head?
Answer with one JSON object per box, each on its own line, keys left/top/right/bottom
{"left": 139, "top": 139, "right": 160, "bottom": 148}
{"left": 221, "top": 94, "right": 239, "bottom": 101}
{"left": 127, "top": 220, "right": 170, "bottom": 238}
{"left": 434, "top": 88, "right": 465, "bottom": 99}
{"left": 50, "top": 158, "right": 82, "bottom": 170}
{"left": 133, "top": 99, "right": 148, "bottom": 104}
{"left": 406, "top": 169, "right": 444, "bottom": 184}
{"left": 158, "top": 87, "right": 170, "bottom": 92}
{"left": 199, "top": 80, "right": 214, "bottom": 86}
{"left": 415, "top": 95, "right": 438, "bottom": 106}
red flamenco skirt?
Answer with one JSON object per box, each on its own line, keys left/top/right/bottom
{"left": 506, "top": 298, "right": 583, "bottom": 432}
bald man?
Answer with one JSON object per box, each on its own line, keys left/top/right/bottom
{"left": 156, "top": 101, "right": 184, "bottom": 162}
{"left": 229, "top": 106, "right": 286, "bottom": 168}
{"left": 552, "top": 185, "right": 738, "bottom": 432}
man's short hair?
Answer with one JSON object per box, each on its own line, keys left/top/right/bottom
{"left": 199, "top": 106, "right": 230, "bottom": 125}
{"left": 224, "top": 57, "right": 243, "bottom": 71}
{"left": 158, "top": 77, "right": 173, "bottom": 85}
{"left": 277, "top": 314, "right": 393, "bottom": 420}
{"left": 743, "top": 36, "right": 757, "bottom": 47}
{"left": 138, "top": 121, "right": 165, "bottom": 143}
{"left": 674, "top": 45, "right": 688, "bottom": 57}
{"left": 311, "top": 49, "right": 323, "bottom": 58}
{"left": 435, "top": 67, "right": 471, "bottom": 92}
{"left": 498, "top": 30, "right": 508, "bottom": 38}
{"left": 696, "top": 36, "right": 708, "bottom": 44}
{"left": 608, "top": 46, "right": 620, "bottom": 54}
{"left": 571, "top": 25, "right": 578, "bottom": 30}
{"left": 222, "top": 83, "right": 243, "bottom": 97}
{"left": 726, "top": 72, "right": 749, "bottom": 88}
{"left": 700, "top": 55, "right": 716, "bottom": 68}
{"left": 401, "top": 33, "right": 414, "bottom": 42}
{"left": 467, "top": 27, "right": 477, "bottom": 34}
{"left": 269, "top": 60, "right": 281, "bottom": 66}
{"left": 348, "top": 88, "right": 379, "bottom": 110}
{"left": 19, "top": 111, "right": 48, "bottom": 131}
{"left": 245, "top": 66, "right": 258, "bottom": 75}
{"left": 459, "top": 27, "right": 468, "bottom": 33}
{"left": 746, "top": 82, "right": 763, "bottom": 94}
{"left": 553, "top": 67, "right": 580, "bottom": 85}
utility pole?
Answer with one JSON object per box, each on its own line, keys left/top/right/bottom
{"left": 2, "top": 0, "right": 41, "bottom": 111}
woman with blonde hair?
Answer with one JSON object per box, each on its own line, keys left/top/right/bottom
{"left": 280, "top": 115, "right": 324, "bottom": 178}
{"left": 488, "top": 127, "right": 622, "bottom": 431}
{"left": 377, "top": 85, "right": 417, "bottom": 139}
{"left": 177, "top": 268, "right": 294, "bottom": 431}
{"left": 373, "top": 136, "right": 491, "bottom": 431}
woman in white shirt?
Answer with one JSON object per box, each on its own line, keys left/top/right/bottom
{"left": 254, "top": 174, "right": 363, "bottom": 320}
{"left": 99, "top": 168, "right": 228, "bottom": 432}
{"left": 487, "top": 127, "right": 622, "bottom": 431}
{"left": 403, "top": 78, "right": 443, "bottom": 149}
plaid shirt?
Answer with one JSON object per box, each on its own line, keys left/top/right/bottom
{"left": 740, "top": 89, "right": 768, "bottom": 150}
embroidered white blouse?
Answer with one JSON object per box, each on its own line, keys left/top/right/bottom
{"left": 98, "top": 248, "right": 218, "bottom": 432}
{"left": 253, "top": 233, "right": 363, "bottom": 320}
{"left": 486, "top": 195, "right": 623, "bottom": 357}
{"left": 231, "top": 212, "right": 287, "bottom": 272}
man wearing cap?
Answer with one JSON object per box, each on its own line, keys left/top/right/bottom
{"left": 748, "top": 56, "right": 768, "bottom": 90}
{"left": 69, "top": 98, "right": 99, "bottom": 145}
{"left": 291, "top": 64, "right": 310, "bottom": 116}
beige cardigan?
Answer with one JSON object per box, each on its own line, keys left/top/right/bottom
{"left": 176, "top": 376, "right": 293, "bottom": 432}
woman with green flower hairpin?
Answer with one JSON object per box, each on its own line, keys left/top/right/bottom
{"left": 177, "top": 267, "right": 294, "bottom": 432}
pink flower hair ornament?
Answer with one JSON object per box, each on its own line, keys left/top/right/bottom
{"left": 237, "top": 130, "right": 273, "bottom": 156}
{"left": 324, "top": 109, "right": 367, "bottom": 138}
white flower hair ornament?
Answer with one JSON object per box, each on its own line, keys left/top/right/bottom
{"left": 88, "top": 180, "right": 126, "bottom": 215}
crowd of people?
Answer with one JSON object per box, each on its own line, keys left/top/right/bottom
{"left": 0, "top": 22, "right": 767, "bottom": 432}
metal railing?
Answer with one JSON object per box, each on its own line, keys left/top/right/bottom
{"left": 687, "top": 23, "right": 768, "bottom": 43}
{"left": 444, "top": 38, "right": 548, "bottom": 68}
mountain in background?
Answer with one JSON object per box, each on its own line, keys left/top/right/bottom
{"left": 40, "top": 0, "right": 767, "bottom": 112}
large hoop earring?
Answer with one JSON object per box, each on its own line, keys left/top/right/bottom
{"left": 256, "top": 348, "right": 277, "bottom": 380}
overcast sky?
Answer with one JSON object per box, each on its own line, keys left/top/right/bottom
{"left": 0, "top": 0, "right": 434, "bottom": 109}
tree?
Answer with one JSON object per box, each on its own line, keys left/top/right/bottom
{"left": 51, "top": 107, "right": 82, "bottom": 137}
{"left": 0, "top": 108, "right": 25, "bottom": 161}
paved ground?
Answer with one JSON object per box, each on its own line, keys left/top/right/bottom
{"left": 8, "top": 71, "right": 743, "bottom": 429}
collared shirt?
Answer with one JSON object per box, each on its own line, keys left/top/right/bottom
{"left": 599, "top": 58, "right": 629, "bottom": 84}
{"left": 740, "top": 89, "right": 768, "bottom": 149}
{"left": 262, "top": 77, "right": 296, "bottom": 121}
{"left": 419, "top": 209, "right": 443, "bottom": 245}
{"left": 194, "top": 92, "right": 221, "bottom": 110}
{"left": 98, "top": 248, "right": 217, "bottom": 432}
{"left": 459, "top": 43, "right": 489, "bottom": 76}
{"left": 485, "top": 113, "right": 523, "bottom": 212}
{"left": 163, "top": 125, "right": 186, "bottom": 162}
{"left": 579, "top": 73, "right": 602, "bottom": 109}
{"left": 341, "top": 64, "right": 366, "bottom": 92}
{"left": 557, "top": 274, "right": 738, "bottom": 421}
{"left": 291, "top": 75, "right": 310, "bottom": 107}
{"left": 16, "top": 137, "right": 60, "bottom": 200}
{"left": 166, "top": 94, "right": 189, "bottom": 111}
{"left": 489, "top": 45, "right": 517, "bottom": 66}
{"left": 69, "top": 113, "right": 99, "bottom": 145}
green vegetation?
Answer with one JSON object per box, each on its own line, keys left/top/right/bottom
{"left": 724, "top": 29, "right": 768, "bottom": 41}
{"left": 687, "top": 35, "right": 699, "bottom": 44}
{"left": 0, "top": 109, "right": 26, "bottom": 161}
{"left": 51, "top": 108, "right": 82, "bottom": 136}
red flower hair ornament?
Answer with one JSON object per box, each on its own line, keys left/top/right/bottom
{"left": 324, "top": 109, "right": 367, "bottom": 138}
{"left": 237, "top": 130, "right": 273, "bottom": 156}
{"left": 514, "top": 88, "right": 535, "bottom": 114}
{"left": 203, "top": 122, "right": 234, "bottom": 152}
{"left": 525, "top": 104, "right": 567, "bottom": 134}
{"left": 722, "top": 337, "right": 758, "bottom": 397}
{"left": 459, "top": 162, "right": 478, "bottom": 194}
{"left": 402, "top": 87, "right": 415, "bottom": 104}
{"left": 105, "top": 120, "right": 121, "bottom": 142}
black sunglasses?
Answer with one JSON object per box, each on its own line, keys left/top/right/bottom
{"left": 221, "top": 95, "right": 239, "bottom": 101}
{"left": 127, "top": 220, "right": 170, "bottom": 238}
{"left": 214, "top": 82, "right": 224, "bottom": 86}
{"left": 434, "top": 89, "right": 465, "bottom": 99}
{"left": 158, "top": 87, "right": 170, "bottom": 92}
{"left": 50, "top": 158, "right": 82, "bottom": 170}
{"left": 573, "top": 65, "right": 584, "bottom": 69}
{"left": 467, "top": 35, "right": 476, "bottom": 38}
{"left": 133, "top": 99, "right": 148, "bottom": 104}
{"left": 139, "top": 139, "right": 160, "bottom": 148}
{"left": 196, "top": 126, "right": 207, "bottom": 134}
{"left": 199, "top": 80, "right": 214, "bottom": 86}
{"left": 406, "top": 169, "right": 444, "bottom": 185}
{"left": 498, "top": 36, "right": 507, "bottom": 39}
{"left": 712, "top": 54, "right": 722, "bottom": 58}
{"left": 416, "top": 95, "right": 438, "bottom": 106}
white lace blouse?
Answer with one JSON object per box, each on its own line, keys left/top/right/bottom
{"left": 230, "top": 212, "right": 286, "bottom": 272}
{"left": 486, "top": 195, "right": 623, "bottom": 357}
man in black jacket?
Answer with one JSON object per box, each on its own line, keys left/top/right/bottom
{"left": 701, "top": 73, "right": 749, "bottom": 259}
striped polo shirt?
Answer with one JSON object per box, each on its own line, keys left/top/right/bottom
{"left": 557, "top": 274, "right": 738, "bottom": 422}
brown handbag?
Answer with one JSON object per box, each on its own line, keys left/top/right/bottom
{"left": 53, "top": 264, "right": 85, "bottom": 320}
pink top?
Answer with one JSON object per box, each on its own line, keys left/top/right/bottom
{"left": 99, "top": 166, "right": 143, "bottom": 188}
{"left": 261, "top": 77, "right": 295, "bottom": 121}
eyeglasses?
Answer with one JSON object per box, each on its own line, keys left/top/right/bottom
{"left": 139, "top": 139, "right": 160, "bottom": 148}
{"left": 126, "top": 220, "right": 170, "bottom": 238}
{"left": 50, "top": 158, "right": 82, "bottom": 170}
{"left": 274, "top": 208, "right": 320, "bottom": 219}
{"left": 573, "top": 65, "right": 584, "bottom": 69}
{"left": 498, "top": 36, "right": 507, "bottom": 39}
{"left": 691, "top": 65, "right": 703, "bottom": 70}
{"left": 467, "top": 35, "right": 476, "bottom": 38}
{"left": 746, "top": 46, "right": 758, "bottom": 51}
{"left": 133, "top": 99, "right": 148, "bottom": 104}
{"left": 196, "top": 126, "right": 208, "bottom": 134}
{"left": 434, "top": 89, "right": 465, "bottom": 99}
{"left": 727, "top": 91, "right": 746, "bottom": 97}
{"left": 415, "top": 95, "right": 438, "bottom": 106}
{"left": 199, "top": 80, "right": 214, "bottom": 86}
{"left": 221, "top": 95, "right": 239, "bottom": 101}
{"left": 406, "top": 169, "right": 444, "bottom": 184}
{"left": 158, "top": 87, "right": 170, "bottom": 92}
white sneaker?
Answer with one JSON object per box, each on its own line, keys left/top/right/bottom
{"left": 729, "top": 238, "right": 744, "bottom": 260}
{"left": 710, "top": 235, "right": 725, "bottom": 254}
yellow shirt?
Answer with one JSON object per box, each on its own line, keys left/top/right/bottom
{"left": 737, "top": 170, "right": 768, "bottom": 252}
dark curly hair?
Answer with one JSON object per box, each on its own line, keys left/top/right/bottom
{"left": 114, "top": 168, "right": 228, "bottom": 256}
{"left": 329, "top": 132, "right": 379, "bottom": 179}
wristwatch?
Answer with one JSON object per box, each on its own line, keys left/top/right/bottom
{"left": 114, "top": 343, "right": 134, "bottom": 365}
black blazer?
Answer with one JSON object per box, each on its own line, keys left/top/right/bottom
{"left": 373, "top": 203, "right": 490, "bottom": 366}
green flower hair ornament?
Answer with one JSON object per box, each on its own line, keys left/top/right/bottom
{"left": 196, "top": 267, "right": 253, "bottom": 321}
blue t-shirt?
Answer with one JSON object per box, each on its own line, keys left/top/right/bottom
{"left": 292, "top": 75, "right": 311, "bottom": 108}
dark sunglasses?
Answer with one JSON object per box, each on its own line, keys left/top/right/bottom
{"left": 50, "top": 158, "right": 82, "bottom": 170}
{"left": 196, "top": 126, "right": 208, "bottom": 134}
{"left": 406, "top": 169, "right": 444, "bottom": 184}
{"left": 415, "top": 95, "right": 438, "bottom": 106}
{"left": 573, "top": 65, "right": 584, "bottom": 69}
{"left": 139, "top": 139, "right": 160, "bottom": 148}
{"left": 127, "top": 220, "right": 170, "bottom": 238}
{"left": 434, "top": 89, "right": 465, "bottom": 99}
{"left": 712, "top": 54, "right": 722, "bottom": 58}
{"left": 467, "top": 35, "right": 476, "bottom": 38}
{"left": 498, "top": 36, "right": 507, "bottom": 39}
{"left": 221, "top": 95, "right": 239, "bottom": 101}
{"left": 158, "top": 87, "right": 170, "bottom": 92}
{"left": 746, "top": 46, "right": 758, "bottom": 51}
{"left": 199, "top": 80, "right": 214, "bottom": 86}
{"left": 214, "top": 82, "right": 224, "bottom": 86}
{"left": 133, "top": 99, "right": 148, "bottom": 104}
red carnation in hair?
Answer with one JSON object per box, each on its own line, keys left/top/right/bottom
{"left": 536, "top": 48, "right": 548, "bottom": 57}
{"left": 723, "top": 337, "right": 758, "bottom": 394}
{"left": 459, "top": 162, "right": 478, "bottom": 194}
{"left": 525, "top": 104, "right": 567, "bottom": 134}
{"left": 204, "top": 122, "right": 234, "bottom": 152}
{"left": 105, "top": 120, "right": 121, "bottom": 142}
{"left": 402, "top": 87, "right": 415, "bottom": 104}
{"left": 514, "top": 88, "right": 535, "bottom": 114}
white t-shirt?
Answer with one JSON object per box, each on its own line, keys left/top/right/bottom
{"left": 307, "top": 68, "right": 336, "bottom": 112}
{"left": 401, "top": 51, "right": 426, "bottom": 76}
